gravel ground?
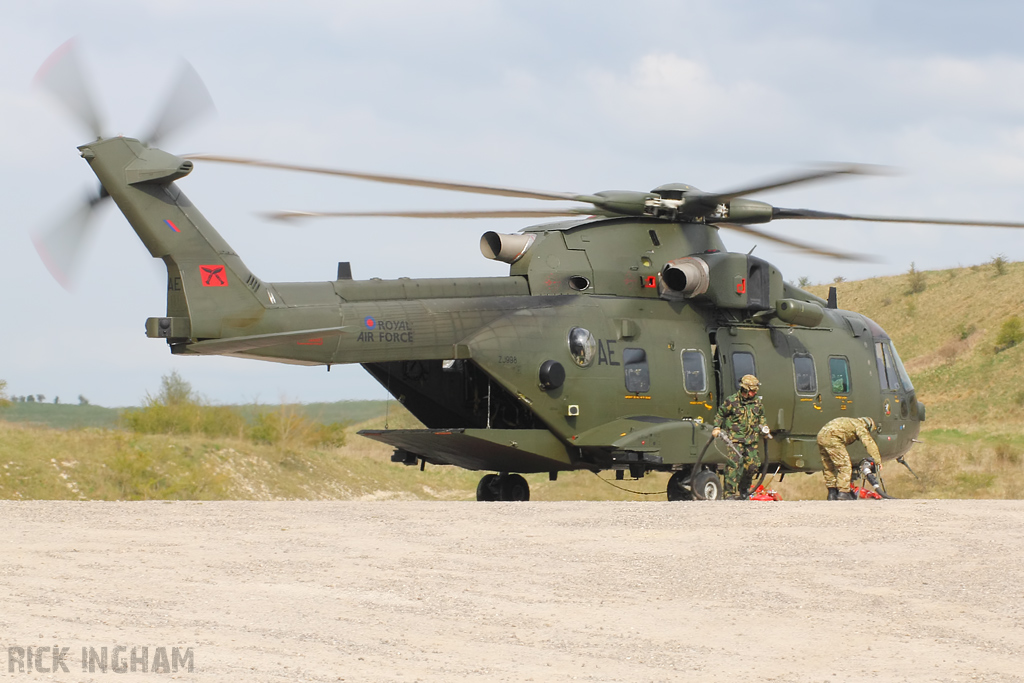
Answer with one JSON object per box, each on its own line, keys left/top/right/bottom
{"left": 1, "top": 500, "right": 1023, "bottom": 682}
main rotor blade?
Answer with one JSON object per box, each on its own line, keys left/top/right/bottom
{"left": 143, "top": 60, "right": 215, "bottom": 146}
{"left": 708, "top": 164, "right": 890, "bottom": 204}
{"left": 264, "top": 208, "right": 599, "bottom": 221}
{"left": 32, "top": 191, "right": 108, "bottom": 289}
{"left": 184, "top": 154, "right": 593, "bottom": 202}
{"left": 34, "top": 38, "right": 105, "bottom": 139}
{"left": 714, "top": 222, "right": 872, "bottom": 262}
{"left": 772, "top": 207, "right": 1024, "bottom": 229}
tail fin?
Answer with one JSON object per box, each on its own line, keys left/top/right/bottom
{"left": 79, "top": 136, "right": 268, "bottom": 339}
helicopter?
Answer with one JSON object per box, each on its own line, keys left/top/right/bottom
{"left": 33, "top": 42, "right": 1024, "bottom": 501}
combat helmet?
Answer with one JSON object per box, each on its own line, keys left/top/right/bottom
{"left": 739, "top": 374, "right": 760, "bottom": 392}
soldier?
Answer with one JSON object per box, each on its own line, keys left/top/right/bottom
{"left": 817, "top": 416, "right": 882, "bottom": 500}
{"left": 712, "top": 374, "right": 771, "bottom": 500}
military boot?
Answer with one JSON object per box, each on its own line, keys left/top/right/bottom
{"left": 836, "top": 490, "right": 855, "bottom": 500}
{"left": 827, "top": 488, "right": 838, "bottom": 501}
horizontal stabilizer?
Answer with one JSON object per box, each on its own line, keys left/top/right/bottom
{"left": 186, "top": 326, "right": 349, "bottom": 355}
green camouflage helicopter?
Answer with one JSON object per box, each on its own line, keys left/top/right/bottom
{"left": 34, "top": 42, "right": 1024, "bottom": 501}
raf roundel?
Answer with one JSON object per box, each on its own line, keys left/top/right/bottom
{"left": 364, "top": 316, "right": 376, "bottom": 329}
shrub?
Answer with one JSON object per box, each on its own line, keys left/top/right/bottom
{"left": 122, "top": 371, "right": 246, "bottom": 438}
{"left": 992, "top": 254, "right": 1008, "bottom": 276}
{"left": 0, "top": 380, "right": 10, "bottom": 409}
{"left": 247, "top": 404, "right": 346, "bottom": 448}
{"left": 906, "top": 262, "right": 926, "bottom": 294}
{"left": 956, "top": 323, "right": 976, "bottom": 340}
{"left": 833, "top": 276, "right": 845, "bottom": 284}
{"left": 797, "top": 276, "right": 811, "bottom": 288}
{"left": 995, "top": 316, "right": 1024, "bottom": 352}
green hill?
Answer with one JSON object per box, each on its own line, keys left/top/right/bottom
{"left": 807, "top": 258, "right": 1024, "bottom": 432}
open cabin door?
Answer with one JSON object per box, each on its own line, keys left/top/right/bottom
{"left": 714, "top": 326, "right": 794, "bottom": 434}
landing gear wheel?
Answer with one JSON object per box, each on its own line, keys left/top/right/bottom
{"left": 476, "top": 473, "right": 499, "bottom": 501}
{"left": 667, "top": 470, "right": 694, "bottom": 501}
{"left": 499, "top": 473, "right": 530, "bottom": 501}
{"left": 691, "top": 470, "right": 722, "bottom": 501}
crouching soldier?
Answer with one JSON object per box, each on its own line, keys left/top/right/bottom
{"left": 712, "top": 374, "right": 771, "bottom": 500}
{"left": 816, "top": 416, "right": 882, "bottom": 500}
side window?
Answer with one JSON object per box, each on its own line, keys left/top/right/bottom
{"left": 829, "top": 357, "right": 851, "bottom": 394}
{"left": 793, "top": 354, "right": 817, "bottom": 394}
{"left": 623, "top": 348, "right": 650, "bottom": 393}
{"left": 681, "top": 350, "right": 707, "bottom": 393}
{"left": 731, "top": 351, "right": 756, "bottom": 389}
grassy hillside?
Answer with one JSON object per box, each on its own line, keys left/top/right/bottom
{"left": 807, "top": 258, "right": 1024, "bottom": 432}
{"left": 3, "top": 258, "right": 1023, "bottom": 501}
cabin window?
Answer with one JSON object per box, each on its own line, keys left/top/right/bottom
{"left": 681, "top": 350, "right": 707, "bottom": 393}
{"left": 731, "top": 351, "right": 756, "bottom": 389}
{"left": 623, "top": 348, "right": 650, "bottom": 393}
{"left": 829, "top": 357, "right": 851, "bottom": 394}
{"left": 793, "top": 354, "right": 817, "bottom": 394}
{"left": 568, "top": 327, "right": 597, "bottom": 367}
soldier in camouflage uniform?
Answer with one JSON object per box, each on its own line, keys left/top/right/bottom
{"left": 817, "top": 416, "right": 882, "bottom": 500}
{"left": 712, "top": 374, "right": 771, "bottom": 500}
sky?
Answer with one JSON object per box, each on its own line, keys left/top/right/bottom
{"left": 4, "top": 0, "right": 1024, "bottom": 407}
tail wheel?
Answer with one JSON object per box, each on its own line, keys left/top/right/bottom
{"left": 691, "top": 470, "right": 722, "bottom": 501}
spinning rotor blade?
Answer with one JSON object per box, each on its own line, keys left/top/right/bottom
{"left": 715, "top": 222, "right": 872, "bottom": 262}
{"left": 32, "top": 190, "right": 108, "bottom": 289}
{"left": 265, "top": 208, "right": 597, "bottom": 221}
{"left": 143, "top": 60, "right": 215, "bottom": 146}
{"left": 707, "top": 164, "right": 890, "bottom": 204}
{"left": 771, "top": 207, "right": 1024, "bottom": 229}
{"left": 184, "top": 154, "right": 592, "bottom": 202}
{"left": 34, "top": 38, "right": 105, "bottom": 138}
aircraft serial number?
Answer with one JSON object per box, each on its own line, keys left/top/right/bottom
{"left": 498, "top": 355, "right": 518, "bottom": 364}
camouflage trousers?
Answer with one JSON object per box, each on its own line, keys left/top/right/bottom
{"left": 723, "top": 441, "right": 761, "bottom": 496}
{"left": 818, "top": 439, "right": 852, "bottom": 492}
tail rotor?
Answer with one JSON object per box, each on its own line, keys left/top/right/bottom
{"left": 32, "top": 39, "right": 214, "bottom": 289}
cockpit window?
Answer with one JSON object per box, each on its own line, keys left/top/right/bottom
{"left": 875, "top": 342, "right": 903, "bottom": 392}
{"left": 889, "top": 343, "right": 914, "bottom": 391}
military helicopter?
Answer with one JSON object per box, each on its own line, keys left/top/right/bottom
{"left": 34, "top": 42, "right": 1024, "bottom": 501}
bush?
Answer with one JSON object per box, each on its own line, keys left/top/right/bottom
{"left": 992, "top": 254, "right": 1008, "bottom": 276}
{"left": 797, "top": 276, "right": 811, "bottom": 288}
{"left": 995, "top": 316, "right": 1024, "bottom": 352}
{"left": 247, "top": 404, "right": 346, "bottom": 448}
{"left": 0, "top": 380, "right": 10, "bottom": 409}
{"left": 122, "top": 371, "right": 246, "bottom": 438}
{"left": 906, "top": 262, "right": 926, "bottom": 294}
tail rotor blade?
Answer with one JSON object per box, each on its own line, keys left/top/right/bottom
{"left": 33, "top": 38, "right": 105, "bottom": 139}
{"left": 32, "top": 192, "right": 107, "bottom": 289}
{"left": 143, "top": 60, "right": 215, "bottom": 146}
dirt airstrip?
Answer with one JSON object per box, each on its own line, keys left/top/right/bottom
{"left": 1, "top": 500, "right": 1022, "bottom": 682}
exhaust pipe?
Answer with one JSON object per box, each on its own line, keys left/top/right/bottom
{"left": 660, "top": 257, "right": 710, "bottom": 298}
{"left": 480, "top": 232, "right": 535, "bottom": 264}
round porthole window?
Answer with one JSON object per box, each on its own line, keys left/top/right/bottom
{"left": 567, "top": 327, "right": 597, "bottom": 367}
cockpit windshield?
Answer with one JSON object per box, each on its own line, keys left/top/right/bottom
{"left": 875, "top": 341, "right": 914, "bottom": 392}
{"left": 889, "top": 343, "right": 914, "bottom": 391}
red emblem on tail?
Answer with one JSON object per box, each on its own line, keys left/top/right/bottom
{"left": 201, "top": 265, "right": 228, "bottom": 287}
